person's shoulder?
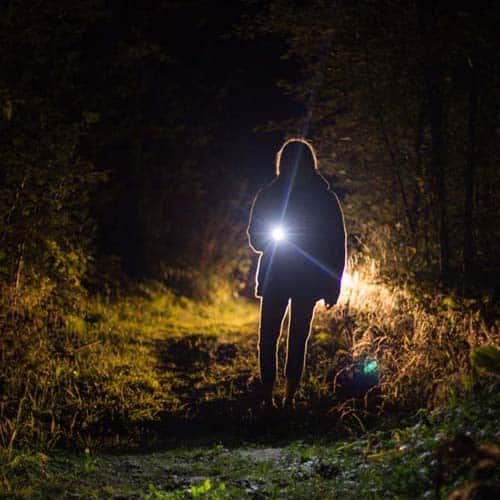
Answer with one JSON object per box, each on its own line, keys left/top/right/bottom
{"left": 252, "top": 177, "right": 279, "bottom": 208}
{"left": 258, "top": 177, "right": 281, "bottom": 198}
{"left": 326, "top": 187, "right": 341, "bottom": 202}
{"left": 311, "top": 173, "right": 337, "bottom": 197}
{"left": 310, "top": 172, "right": 330, "bottom": 189}
{"left": 312, "top": 174, "right": 343, "bottom": 210}
{"left": 265, "top": 176, "right": 281, "bottom": 190}
{"left": 327, "top": 190, "right": 343, "bottom": 212}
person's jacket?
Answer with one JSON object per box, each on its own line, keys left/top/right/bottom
{"left": 247, "top": 173, "right": 346, "bottom": 302}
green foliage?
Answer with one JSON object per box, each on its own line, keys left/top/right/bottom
{"left": 0, "top": 1, "right": 251, "bottom": 297}
{"left": 472, "top": 345, "right": 500, "bottom": 377}
{"left": 0, "top": 2, "right": 106, "bottom": 291}
{"left": 190, "top": 479, "right": 218, "bottom": 498}
{"left": 1, "top": 265, "right": 498, "bottom": 463}
{"left": 2, "top": 391, "right": 499, "bottom": 498}
{"left": 1, "top": 2, "right": 498, "bottom": 497}
{"left": 0, "top": 282, "right": 258, "bottom": 455}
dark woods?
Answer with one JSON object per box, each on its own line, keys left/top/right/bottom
{"left": 248, "top": 1, "right": 500, "bottom": 297}
{"left": 1, "top": 1, "right": 500, "bottom": 301}
{"left": 0, "top": 1, "right": 257, "bottom": 300}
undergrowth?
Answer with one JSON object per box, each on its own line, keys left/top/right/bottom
{"left": 1, "top": 258, "right": 499, "bottom": 497}
{"left": 0, "top": 281, "right": 258, "bottom": 453}
{"left": 2, "top": 392, "right": 499, "bottom": 498}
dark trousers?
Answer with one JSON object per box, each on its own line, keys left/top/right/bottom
{"left": 259, "top": 293, "right": 317, "bottom": 385}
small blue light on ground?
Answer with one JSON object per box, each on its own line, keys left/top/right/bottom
{"left": 363, "top": 359, "right": 378, "bottom": 375}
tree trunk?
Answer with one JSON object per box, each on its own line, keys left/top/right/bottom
{"left": 365, "top": 65, "right": 416, "bottom": 241}
{"left": 463, "top": 58, "right": 478, "bottom": 295}
{"left": 421, "top": 1, "right": 450, "bottom": 285}
{"left": 428, "top": 68, "right": 449, "bottom": 284}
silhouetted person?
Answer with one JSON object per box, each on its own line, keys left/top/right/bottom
{"left": 247, "top": 138, "right": 346, "bottom": 409}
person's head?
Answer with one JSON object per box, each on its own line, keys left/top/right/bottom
{"left": 276, "top": 137, "right": 318, "bottom": 181}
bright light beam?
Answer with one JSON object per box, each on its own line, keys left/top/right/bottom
{"left": 271, "top": 226, "right": 286, "bottom": 242}
{"left": 286, "top": 239, "right": 340, "bottom": 280}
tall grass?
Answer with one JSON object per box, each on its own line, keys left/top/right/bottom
{"left": 1, "top": 258, "right": 498, "bottom": 459}
{"left": 311, "top": 255, "right": 499, "bottom": 413}
{"left": 0, "top": 280, "right": 258, "bottom": 456}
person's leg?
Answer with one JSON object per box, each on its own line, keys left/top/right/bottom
{"left": 284, "top": 296, "right": 317, "bottom": 407}
{"left": 258, "top": 292, "right": 289, "bottom": 405}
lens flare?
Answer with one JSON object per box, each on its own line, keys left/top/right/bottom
{"left": 363, "top": 359, "right": 378, "bottom": 375}
{"left": 271, "top": 226, "right": 285, "bottom": 242}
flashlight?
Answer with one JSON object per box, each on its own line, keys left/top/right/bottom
{"left": 271, "top": 225, "right": 286, "bottom": 242}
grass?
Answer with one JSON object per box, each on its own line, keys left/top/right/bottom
{"left": 1, "top": 259, "right": 499, "bottom": 497}
{"left": 0, "top": 282, "right": 259, "bottom": 452}
{"left": 2, "top": 392, "right": 499, "bottom": 498}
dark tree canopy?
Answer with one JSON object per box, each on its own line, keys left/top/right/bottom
{"left": 244, "top": 0, "right": 500, "bottom": 294}
{"left": 1, "top": 0, "right": 499, "bottom": 299}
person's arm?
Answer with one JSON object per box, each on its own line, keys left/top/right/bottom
{"left": 325, "top": 191, "right": 347, "bottom": 308}
{"left": 331, "top": 191, "right": 347, "bottom": 278}
{"left": 247, "top": 189, "right": 270, "bottom": 253}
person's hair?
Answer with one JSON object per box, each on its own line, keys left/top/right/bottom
{"left": 275, "top": 137, "right": 318, "bottom": 176}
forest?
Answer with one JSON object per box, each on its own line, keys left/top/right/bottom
{"left": 1, "top": 1, "right": 500, "bottom": 498}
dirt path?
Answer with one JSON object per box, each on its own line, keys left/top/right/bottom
{"left": 13, "top": 399, "right": 500, "bottom": 499}
{"left": 51, "top": 444, "right": 311, "bottom": 498}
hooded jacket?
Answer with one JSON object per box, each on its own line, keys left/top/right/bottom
{"left": 247, "top": 154, "right": 346, "bottom": 302}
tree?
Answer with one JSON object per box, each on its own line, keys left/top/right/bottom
{"left": 243, "top": 0, "right": 500, "bottom": 293}
{"left": 0, "top": 1, "right": 105, "bottom": 292}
